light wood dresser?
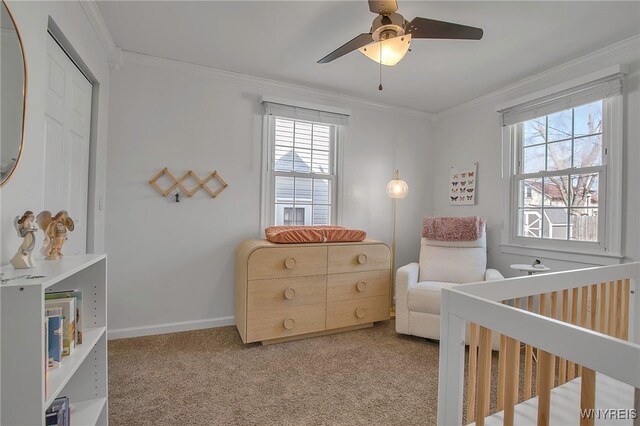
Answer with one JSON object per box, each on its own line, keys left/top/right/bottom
{"left": 235, "top": 239, "right": 391, "bottom": 344}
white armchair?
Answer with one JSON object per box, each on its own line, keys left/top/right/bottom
{"left": 395, "top": 230, "right": 503, "bottom": 340}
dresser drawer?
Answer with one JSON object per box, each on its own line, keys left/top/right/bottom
{"left": 246, "top": 303, "right": 326, "bottom": 342}
{"left": 327, "top": 244, "right": 390, "bottom": 274}
{"left": 327, "top": 270, "right": 389, "bottom": 302}
{"left": 326, "top": 295, "right": 389, "bottom": 330}
{"left": 247, "top": 275, "right": 326, "bottom": 311}
{"left": 248, "top": 246, "right": 327, "bottom": 280}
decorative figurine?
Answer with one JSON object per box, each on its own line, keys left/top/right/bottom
{"left": 532, "top": 259, "right": 545, "bottom": 269}
{"left": 37, "top": 210, "right": 75, "bottom": 260}
{"left": 10, "top": 211, "right": 38, "bottom": 269}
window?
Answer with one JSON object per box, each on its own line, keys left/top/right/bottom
{"left": 500, "top": 68, "right": 625, "bottom": 262}
{"left": 271, "top": 118, "right": 335, "bottom": 226}
{"left": 261, "top": 99, "right": 348, "bottom": 228}
{"left": 516, "top": 101, "right": 602, "bottom": 242}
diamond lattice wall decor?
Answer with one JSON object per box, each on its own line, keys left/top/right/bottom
{"left": 149, "top": 168, "right": 229, "bottom": 198}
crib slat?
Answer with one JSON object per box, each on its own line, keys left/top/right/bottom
{"left": 524, "top": 296, "right": 534, "bottom": 400}
{"left": 615, "top": 280, "right": 623, "bottom": 338}
{"left": 598, "top": 283, "right": 606, "bottom": 333}
{"left": 476, "top": 326, "right": 492, "bottom": 425}
{"left": 622, "top": 278, "right": 630, "bottom": 340}
{"left": 503, "top": 337, "right": 520, "bottom": 426}
{"left": 607, "top": 281, "right": 615, "bottom": 336}
{"left": 580, "top": 368, "right": 596, "bottom": 426}
{"left": 558, "top": 289, "right": 569, "bottom": 385}
{"left": 467, "top": 322, "right": 478, "bottom": 423}
{"left": 483, "top": 331, "right": 491, "bottom": 415}
{"left": 539, "top": 292, "right": 547, "bottom": 316}
{"left": 497, "top": 333, "right": 507, "bottom": 411}
{"left": 549, "top": 291, "right": 559, "bottom": 387}
{"left": 536, "top": 293, "right": 548, "bottom": 395}
{"left": 537, "top": 350, "right": 555, "bottom": 426}
{"left": 550, "top": 291, "right": 558, "bottom": 319}
{"left": 567, "top": 287, "right": 579, "bottom": 380}
{"left": 578, "top": 286, "right": 589, "bottom": 377}
{"left": 590, "top": 285, "right": 597, "bottom": 331}
{"left": 496, "top": 301, "right": 510, "bottom": 412}
{"left": 580, "top": 286, "right": 588, "bottom": 329}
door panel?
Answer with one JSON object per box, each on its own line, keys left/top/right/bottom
{"left": 44, "top": 35, "right": 92, "bottom": 255}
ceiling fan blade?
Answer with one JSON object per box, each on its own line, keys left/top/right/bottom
{"left": 405, "top": 17, "right": 483, "bottom": 40}
{"left": 318, "top": 33, "right": 374, "bottom": 63}
{"left": 368, "top": 0, "right": 398, "bottom": 15}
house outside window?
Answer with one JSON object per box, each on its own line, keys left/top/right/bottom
{"left": 283, "top": 207, "right": 306, "bottom": 226}
{"left": 499, "top": 67, "right": 625, "bottom": 263}
{"left": 261, "top": 99, "right": 349, "bottom": 228}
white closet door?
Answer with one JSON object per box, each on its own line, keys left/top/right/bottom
{"left": 44, "top": 35, "right": 92, "bottom": 255}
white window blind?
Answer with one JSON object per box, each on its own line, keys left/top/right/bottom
{"left": 500, "top": 74, "right": 624, "bottom": 126}
{"left": 261, "top": 97, "right": 346, "bottom": 228}
{"left": 263, "top": 101, "right": 349, "bottom": 126}
{"left": 271, "top": 117, "right": 336, "bottom": 226}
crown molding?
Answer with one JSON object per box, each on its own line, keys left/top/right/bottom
{"left": 79, "top": 0, "right": 122, "bottom": 73}
{"left": 437, "top": 34, "right": 640, "bottom": 119}
{"left": 122, "top": 50, "right": 435, "bottom": 121}
{"left": 108, "top": 47, "right": 123, "bottom": 74}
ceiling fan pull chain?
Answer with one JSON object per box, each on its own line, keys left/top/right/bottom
{"left": 378, "top": 42, "right": 383, "bottom": 91}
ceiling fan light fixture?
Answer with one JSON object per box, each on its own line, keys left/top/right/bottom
{"left": 358, "top": 34, "right": 411, "bottom": 66}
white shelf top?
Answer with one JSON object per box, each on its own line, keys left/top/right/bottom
{"left": 0, "top": 254, "right": 106, "bottom": 289}
{"left": 510, "top": 263, "right": 551, "bottom": 272}
{"left": 69, "top": 397, "right": 107, "bottom": 426}
{"left": 46, "top": 326, "right": 106, "bottom": 408}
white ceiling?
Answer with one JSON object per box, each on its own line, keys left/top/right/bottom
{"left": 96, "top": 1, "right": 640, "bottom": 113}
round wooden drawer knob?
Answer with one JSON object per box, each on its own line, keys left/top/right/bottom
{"left": 357, "top": 254, "right": 368, "bottom": 264}
{"left": 355, "top": 307, "right": 367, "bottom": 319}
{"left": 356, "top": 281, "right": 367, "bottom": 292}
{"left": 284, "top": 287, "right": 296, "bottom": 300}
{"left": 283, "top": 317, "right": 295, "bottom": 330}
{"left": 284, "top": 257, "right": 297, "bottom": 269}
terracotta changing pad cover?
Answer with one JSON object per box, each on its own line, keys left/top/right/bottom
{"left": 265, "top": 226, "right": 367, "bottom": 244}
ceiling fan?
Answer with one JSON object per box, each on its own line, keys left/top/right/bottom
{"left": 318, "top": 0, "right": 483, "bottom": 67}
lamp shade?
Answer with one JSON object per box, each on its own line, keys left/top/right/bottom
{"left": 386, "top": 170, "right": 409, "bottom": 199}
{"left": 358, "top": 34, "right": 411, "bottom": 66}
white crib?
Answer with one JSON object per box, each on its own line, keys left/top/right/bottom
{"left": 437, "top": 262, "right": 640, "bottom": 426}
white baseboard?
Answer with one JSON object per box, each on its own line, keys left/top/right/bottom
{"left": 108, "top": 316, "right": 235, "bottom": 340}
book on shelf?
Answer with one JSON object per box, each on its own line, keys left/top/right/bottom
{"left": 44, "top": 298, "right": 75, "bottom": 356}
{"left": 46, "top": 290, "right": 83, "bottom": 344}
{"left": 46, "top": 396, "right": 70, "bottom": 426}
{"left": 46, "top": 313, "right": 63, "bottom": 369}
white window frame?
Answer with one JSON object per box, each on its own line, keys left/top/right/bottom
{"left": 260, "top": 114, "right": 344, "bottom": 229}
{"left": 500, "top": 67, "right": 625, "bottom": 265}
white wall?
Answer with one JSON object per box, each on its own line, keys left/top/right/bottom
{"left": 105, "top": 52, "right": 434, "bottom": 337}
{"left": 0, "top": 1, "right": 110, "bottom": 264}
{"left": 431, "top": 37, "right": 640, "bottom": 276}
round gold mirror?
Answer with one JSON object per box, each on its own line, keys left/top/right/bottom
{"left": 1, "top": 0, "right": 27, "bottom": 187}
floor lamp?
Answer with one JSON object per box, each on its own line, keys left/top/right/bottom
{"left": 386, "top": 169, "right": 408, "bottom": 317}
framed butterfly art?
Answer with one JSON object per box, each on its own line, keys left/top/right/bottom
{"left": 449, "top": 163, "right": 477, "bottom": 205}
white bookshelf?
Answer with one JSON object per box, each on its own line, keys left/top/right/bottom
{"left": 1, "top": 254, "right": 108, "bottom": 426}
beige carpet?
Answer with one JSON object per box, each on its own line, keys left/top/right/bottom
{"left": 109, "top": 320, "right": 518, "bottom": 425}
{"left": 108, "top": 321, "right": 445, "bottom": 425}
